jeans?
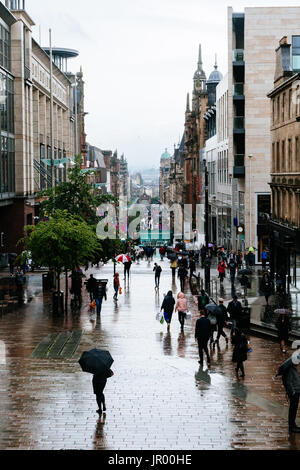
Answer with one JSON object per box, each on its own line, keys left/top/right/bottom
{"left": 180, "top": 277, "right": 185, "bottom": 292}
{"left": 197, "top": 337, "right": 210, "bottom": 363}
{"left": 155, "top": 275, "right": 161, "bottom": 287}
{"left": 95, "top": 298, "right": 102, "bottom": 314}
{"left": 114, "top": 286, "right": 119, "bottom": 299}
{"left": 217, "top": 324, "right": 227, "bottom": 341}
{"left": 289, "top": 393, "right": 300, "bottom": 428}
{"left": 178, "top": 311, "right": 186, "bottom": 328}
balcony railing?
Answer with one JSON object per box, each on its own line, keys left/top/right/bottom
{"left": 234, "top": 155, "right": 245, "bottom": 178}
{"left": 233, "top": 49, "right": 244, "bottom": 62}
{"left": 233, "top": 83, "right": 244, "bottom": 96}
{"left": 233, "top": 116, "right": 245, "bottom": 130}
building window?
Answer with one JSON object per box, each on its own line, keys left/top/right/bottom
{"left": 282, "top": 140, "right": 285, "bottom": 172}
{"left": 292, "top": 36, "right": 300, "bottom": 72}
{"left": 282, "top": 93, "right": 285, "bottom": 122}
{"left": 277, "top": 96, "right": 280, "bottom": 122}
{"left": 288, "top": 139, "right": 292, "bottom": 171}
{"left": 289, "top": 88, "right": 293, "bottom": 119}
{"left": 272, "top": 143, "right": 275, "bottom": 173}
{"left": 276, "top": 141, "right": 280, "bottom": 172}
{"left": 296, "top": 137, "right": 299, "bottom": 172}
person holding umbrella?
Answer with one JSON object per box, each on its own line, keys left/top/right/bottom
{"left": 275, "top": 312, "right": 292, "bottom": 353}
{"left": 79, "top": 349, "right": 114, "bottom": 416}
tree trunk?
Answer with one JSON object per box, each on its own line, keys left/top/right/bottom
{"left": 65, "top": 270, "right": 68, "bottom": 314}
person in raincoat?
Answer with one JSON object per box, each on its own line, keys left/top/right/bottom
{"left": 161, "top": 291, "right": 175, "bottom": 330}
{"left": 175, "top": 292, "right": 188, "bottom": 330}
{"left": 93, "top": 369, "right": 114, "bottom": 415}
{"left": 170, "top": 258, "right": 178, "bottom": 279}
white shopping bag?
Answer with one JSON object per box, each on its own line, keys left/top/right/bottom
{"left": 185, "top": 311, "right": 192, "bottom": 320}
{"left": 156, "top": 312, "right": 164, "bottom": 324}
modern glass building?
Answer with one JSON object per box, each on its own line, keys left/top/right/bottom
{"left": 0, "top": 2, "right": 15, "bottom": 200}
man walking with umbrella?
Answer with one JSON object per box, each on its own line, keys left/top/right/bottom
{"left": 79, "top": 349, "right": 114, "bottom": 416}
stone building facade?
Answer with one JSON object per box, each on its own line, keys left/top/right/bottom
{"left": 227, "top": 6, "right": 300, "bottom": 261}
{"left": 267, "top": 37, "right": 300, "bottom": 291}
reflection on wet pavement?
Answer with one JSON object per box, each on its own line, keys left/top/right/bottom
{"left": 0, "top": 259, "right": 299, "bottom": 450}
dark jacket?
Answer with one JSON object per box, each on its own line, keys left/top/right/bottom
{"left": 87, "top": 277, "right": 98, "bottom": 293}
{"left": 218, "top": 304, "right": 229, "bottom": 326}
{"left": 227, "top": 300, "right": 243, "bottom": 320}
{"left": 189, "top": 260, "right": 196, "bottom": 272}
{"left": 197, "top": 294, "right": 209, "bottom": 311}
{"left": 195, "top": 317, "right": 211, "bottom": 339}
{"left": 178, "top": 267, "right": 188, "bottom": 279}
{"left": 276, "top": 316, "right": 291, "bottom": 341}
{"left": 92, "top": 369, "right": 113, "bottom": 395}
{"left": 232, "top": 333, "right": 248, "bottom": 363}
{"left": 260, "top": 276, "right": 273, "bottom": 294}
{"left": 161, "top": 293, "right": 175, "bottom": 314}
{"left": 281, "top": 364, "right": 300, "bottom": 397}
{"left": 94, "top": 285, "right": 107, "bottom": 302}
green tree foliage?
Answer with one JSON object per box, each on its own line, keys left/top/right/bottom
{"left": 39, "top": 157, "right": 117, "bottom": 225}
{"left": 23, "top": 211, "right": 98, "bottom": 275}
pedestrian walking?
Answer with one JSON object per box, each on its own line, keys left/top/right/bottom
{"left": 86, "top": 274, "right": 98, "bottom": 302}
{"left": 236, "top": 250, "right": 243, "bottom": 269}
{"left": 161, "top": 291, "right": 175, "bottom": 330}
{"left": 153, "top": 263, "right": 162, "bottom": 289}
{"left": 159, "top": 246, "right": 165, "bottom": 261}
{"left": 94, "top": 282, "right": 107, "bottom": 315}
{"left": 232, "top": 328, "right": 248, "bottom": 378}
{"left": 216, "top": 298, "right": 229, "bottom": 344}
{"left": 228, "top": 258, "right": 238, "bottom": 285}
{"left": 200, "top": 246, "right": 206, "bottom": 269}
{"left": 261, "top": 249, "right": 268, "bottom": 270}
{"left": 176, "top": 292, "right": 188, "bottom": 330}
{"left": 124, "top": 259, "right": 132, "bottom": 281}
{"left": 218, "top": 260, "right": 227, "bottom": 283}
{"left": 260, "top": 272, "right": 273, "bottom": 306}
{"left": 178, "top": 265, "right": 188, "bottom": 292}
{"left": 276, "top": 314, "right": 292, "bottom": 353}
{"left": 113, "top": 273, "right": 120, "bottom": 301}
{"left": 195, "top": 310, "right": 211, "bottom": 365}
{"left": 93, "top": 369, "right": 114, "bottom": 415}
{"left": 277, "top": 351, "right": 300, "bottom": 433}
{"left": 227, "top": 295, "right": 243, "bottom": 333}
{"left": 170, "top": 258, "right": 178, "bottom": 279}
{"left": 189, "top": 257, "right": 198, "bottom": 282}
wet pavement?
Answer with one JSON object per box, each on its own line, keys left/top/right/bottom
{"left": 0, "top": 258, "right": 300, "bottom": 450}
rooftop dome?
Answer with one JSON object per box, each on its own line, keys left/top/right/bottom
{"left": 207, "top": 58, "right": 223, "bottom": 84}
{"left": 161, "top": 148, "right": 171, "bottom": 160}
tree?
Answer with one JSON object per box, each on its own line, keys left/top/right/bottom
{"left": 39, "top": 157, "right": 117, "bottom": 225}
{"left": 23, "top": 210, "right": 99, "bottom": 293}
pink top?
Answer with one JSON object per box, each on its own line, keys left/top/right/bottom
{"left": 176, "top": 293, "right": 188, "bottom": 312}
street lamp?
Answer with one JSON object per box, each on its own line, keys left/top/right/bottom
{"left": 248, "top": 154, "right": 253, "bottom": 249}
{"left": 203, "top": 159, "right": 211, "bottom": 294}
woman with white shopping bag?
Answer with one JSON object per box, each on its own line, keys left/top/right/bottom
{"left": 160, "top": 291, "right": 176, "bottom": 330}
{"left": 176, "top": 292, "right": 188, "bottom": 331}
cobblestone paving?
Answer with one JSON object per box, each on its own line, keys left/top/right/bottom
{"left": 0, "top": 258, "right": 299, "bottom": 450}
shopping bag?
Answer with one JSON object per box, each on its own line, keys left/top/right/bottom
{"left": 185, "top": 311, "right": 192, "bottom": 320}
{"left": 90, "top": 300, "right": 96, "bottom": 309}
{"left": 119, "top": 287, "right": 122, "bottom": 295}
{"left": 156, "top": 312, "right": 164, "bottom": 324}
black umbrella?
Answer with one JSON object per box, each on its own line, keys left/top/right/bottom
{"left": 238, "top": 269, "right": 252, "bottom": 276}
{"left": 167, "top": 253, "right": 177, "bottom": 261}
{"left": 205, "top": 304, "right": 223, "bottom": 317}
{"left": 78, "top": 349, "right": 114, "bottom": 375}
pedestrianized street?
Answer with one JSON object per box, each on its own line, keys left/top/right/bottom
{"left": 0, "top": 256, "right": 299, "bottom": 451}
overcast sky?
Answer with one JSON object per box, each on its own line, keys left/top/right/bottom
{"left": 27, "top": 0, "right": 300, "bottom": 171}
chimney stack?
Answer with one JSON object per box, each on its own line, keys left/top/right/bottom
{"left": 274, "top": 36, "right": 293, "bottom": 85}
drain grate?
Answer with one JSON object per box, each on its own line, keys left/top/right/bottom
{"left": 31, "top": 331, "right": 83, "bottom": 359}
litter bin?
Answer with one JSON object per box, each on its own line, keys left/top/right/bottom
{"left": 53, "top": 291, "right": 64, "bottom": 314}
{"left": 42, "top": 273, "right": 50, "bottom": 291}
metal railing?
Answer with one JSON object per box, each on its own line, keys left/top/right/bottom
{"left": 233, "top": 49, "right": 244, "bottom": 62}
{"left": 233, "top": 83, "right": 244, "bottom": 96}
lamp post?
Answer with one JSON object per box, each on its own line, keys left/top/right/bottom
{"left": 203, "top": 159, "right": 211, "bottom": 294}
{"left": 248, "top": 154, "right": 253, "bottom": 249}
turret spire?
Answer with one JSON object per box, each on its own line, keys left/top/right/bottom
{"left": 198, "top": 44, "right": 203, "bottom": 70}
{"left": 186, "top": 93, "right": 190, "bottom": 113}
